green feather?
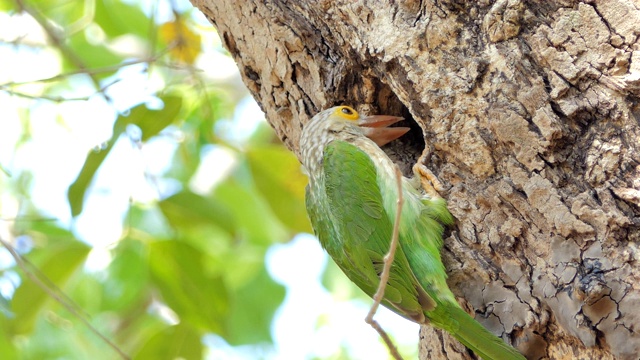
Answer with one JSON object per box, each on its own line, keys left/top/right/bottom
{"left": 305, "top": 139, "right": 525, "bottom": 360}
{"left": 307, "top": 140, "right": 433, "bottom": 321}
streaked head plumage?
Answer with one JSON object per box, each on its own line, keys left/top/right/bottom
{"left": 300, "top": 105, "right": 408, "bottom": 178}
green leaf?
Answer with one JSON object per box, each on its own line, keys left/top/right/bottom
{"left": 94, "top": 0, "right": 151, "bottom": 39}
{"left": 68, "top": 97, "right": 182, "bottom": 217}
{"left": 11, "top": 237, "right": 90, "bottom": 334}
{"left": 102, "top": 238, "right": 149, "bottom": 312}
{"left": 126, "top": 204, "right": 173, "bottom": 238}
{"left": 133, "top": 324, "right": 202, "bottom": 360}
{"left": 63, "top": 271, "right": 103, "bottom": 313}
{"left": 148, "top": 240, "right": 229, "bottom": 333}
{"left": 67, "top": 140, "right": 114, "bottom": 217}
{"left": 214, "top": 179, "right": 288, "bottom": 246}
{"left": 65, "top": 31, "right": 124, "bottom": 73}
{"left": 0, "top": 317, "right": 18, "bottom": 359}
{"left": 32, "top": 0, "right": 85, "bottom": 31}
{"left": 114, "top": 313, "right": 168, "bottom": 357}
{"left": 158, "top": 190, "right": 235, "bottom": 235}
{"left": 136, "top": 96, "right": 182, "bottom": 141}
{"left": 246, "top": 145, "right": 311, "bottom": 233}
{"left": 0, "top": 0, "right": 16, "bottom": 11}
{"left": 225, "top": 266, "right": 285, "bottom": 345}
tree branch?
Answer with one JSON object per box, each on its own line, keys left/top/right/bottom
{"left": 0, "top": 233, "right": 130, "bottom": 360}
{"left": 365, "top": 166, "right": 404, "bottom": 360}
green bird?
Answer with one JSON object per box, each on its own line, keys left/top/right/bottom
{"left": 300, "top": 106, "right": 525, "bottom": 360}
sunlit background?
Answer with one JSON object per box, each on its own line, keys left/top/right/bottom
{"left": 0, "top": 0, "right": 419, "bottom": 359}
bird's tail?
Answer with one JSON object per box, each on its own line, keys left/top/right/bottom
{"left": 430, "top": 302, "right": 526, "bottom": 360}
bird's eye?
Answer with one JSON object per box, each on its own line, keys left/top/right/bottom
{"left": 334, "top": 106, "right": 359, "bottom": 121}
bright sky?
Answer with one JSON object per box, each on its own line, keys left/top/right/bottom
{"left": 0, "top": 5, "right": 420, "bottom": 360}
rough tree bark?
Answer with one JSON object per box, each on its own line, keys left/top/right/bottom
{"left": 190, "top": 1, "right": 640, "bottom": 359}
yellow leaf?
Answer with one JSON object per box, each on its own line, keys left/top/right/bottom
{"left": 160, "top": 20, "right": 201, "bottom": 64}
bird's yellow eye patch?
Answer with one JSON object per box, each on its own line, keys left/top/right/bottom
{"left": 333, "top": 106, "right": 359, "bottom": 121}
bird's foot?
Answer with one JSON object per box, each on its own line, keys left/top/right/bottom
{"left": 412, "top": 163, "right": 444, "bottom": 199}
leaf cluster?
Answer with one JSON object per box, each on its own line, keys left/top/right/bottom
{"left": 0, "top": 0, "right": 310, "bottom": 358}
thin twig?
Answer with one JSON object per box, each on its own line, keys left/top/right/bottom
{"left": 1, "top": 75, "right": 120, "bottom": 102}
{"left": 365, "top": 166, "right": 405, "bottom": 360}
{"left": 0, "top": 90, "right": 92, "bottom": 102}
{"left": 0, "top": 164, "right": 10, "bottom": 177}
{"left": 0, "top": 235, "right": 130, "bottom": 360}
{"left": 0, "top": 54, "right": 169, "bottom": 88}
{"left": 0, "top": 216, "right": 57, "bottom": 222}
{"left": 7, "top": 0, "right": 176, "bottom": 103}
{"left": 14, "top": 0, "right": 109, "bottom": 102}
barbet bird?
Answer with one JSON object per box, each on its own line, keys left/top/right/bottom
{"left": 300, "top": 106, "right": 525, "bottom": 360}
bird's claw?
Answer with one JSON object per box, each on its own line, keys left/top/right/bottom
{"left": 412, "top": 163, "right": 444, "bottom": 199}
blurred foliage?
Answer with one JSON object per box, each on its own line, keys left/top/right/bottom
{"left": 0, "top": 0, "right": 310, "bottom": 358}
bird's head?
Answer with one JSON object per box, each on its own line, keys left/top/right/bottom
{"left": 300, "top": 105, "right": 409, "bottom": 177}
{"left": 309, "top": 105, "right": 409, "bottom": 147}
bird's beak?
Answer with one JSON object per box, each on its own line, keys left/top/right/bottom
{"left": 357, "top": 115, "right": 410, "bottom": 147}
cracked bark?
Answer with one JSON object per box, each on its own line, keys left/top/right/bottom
{"left": 190, "top": 0, "right": 640, "bottom": 359}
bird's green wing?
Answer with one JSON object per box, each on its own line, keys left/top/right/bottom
{"left": 306, "top": 140, "right": 435, "bottom": 322}
{"left": 397, "top": 195, "right": 456, "bottom": 305}
{"left": 306, "top": 140, "right": 525, "bottom": 360}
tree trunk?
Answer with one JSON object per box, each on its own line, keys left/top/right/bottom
{"left": 190, "top": 1, "right": 640, "bottom": 359}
